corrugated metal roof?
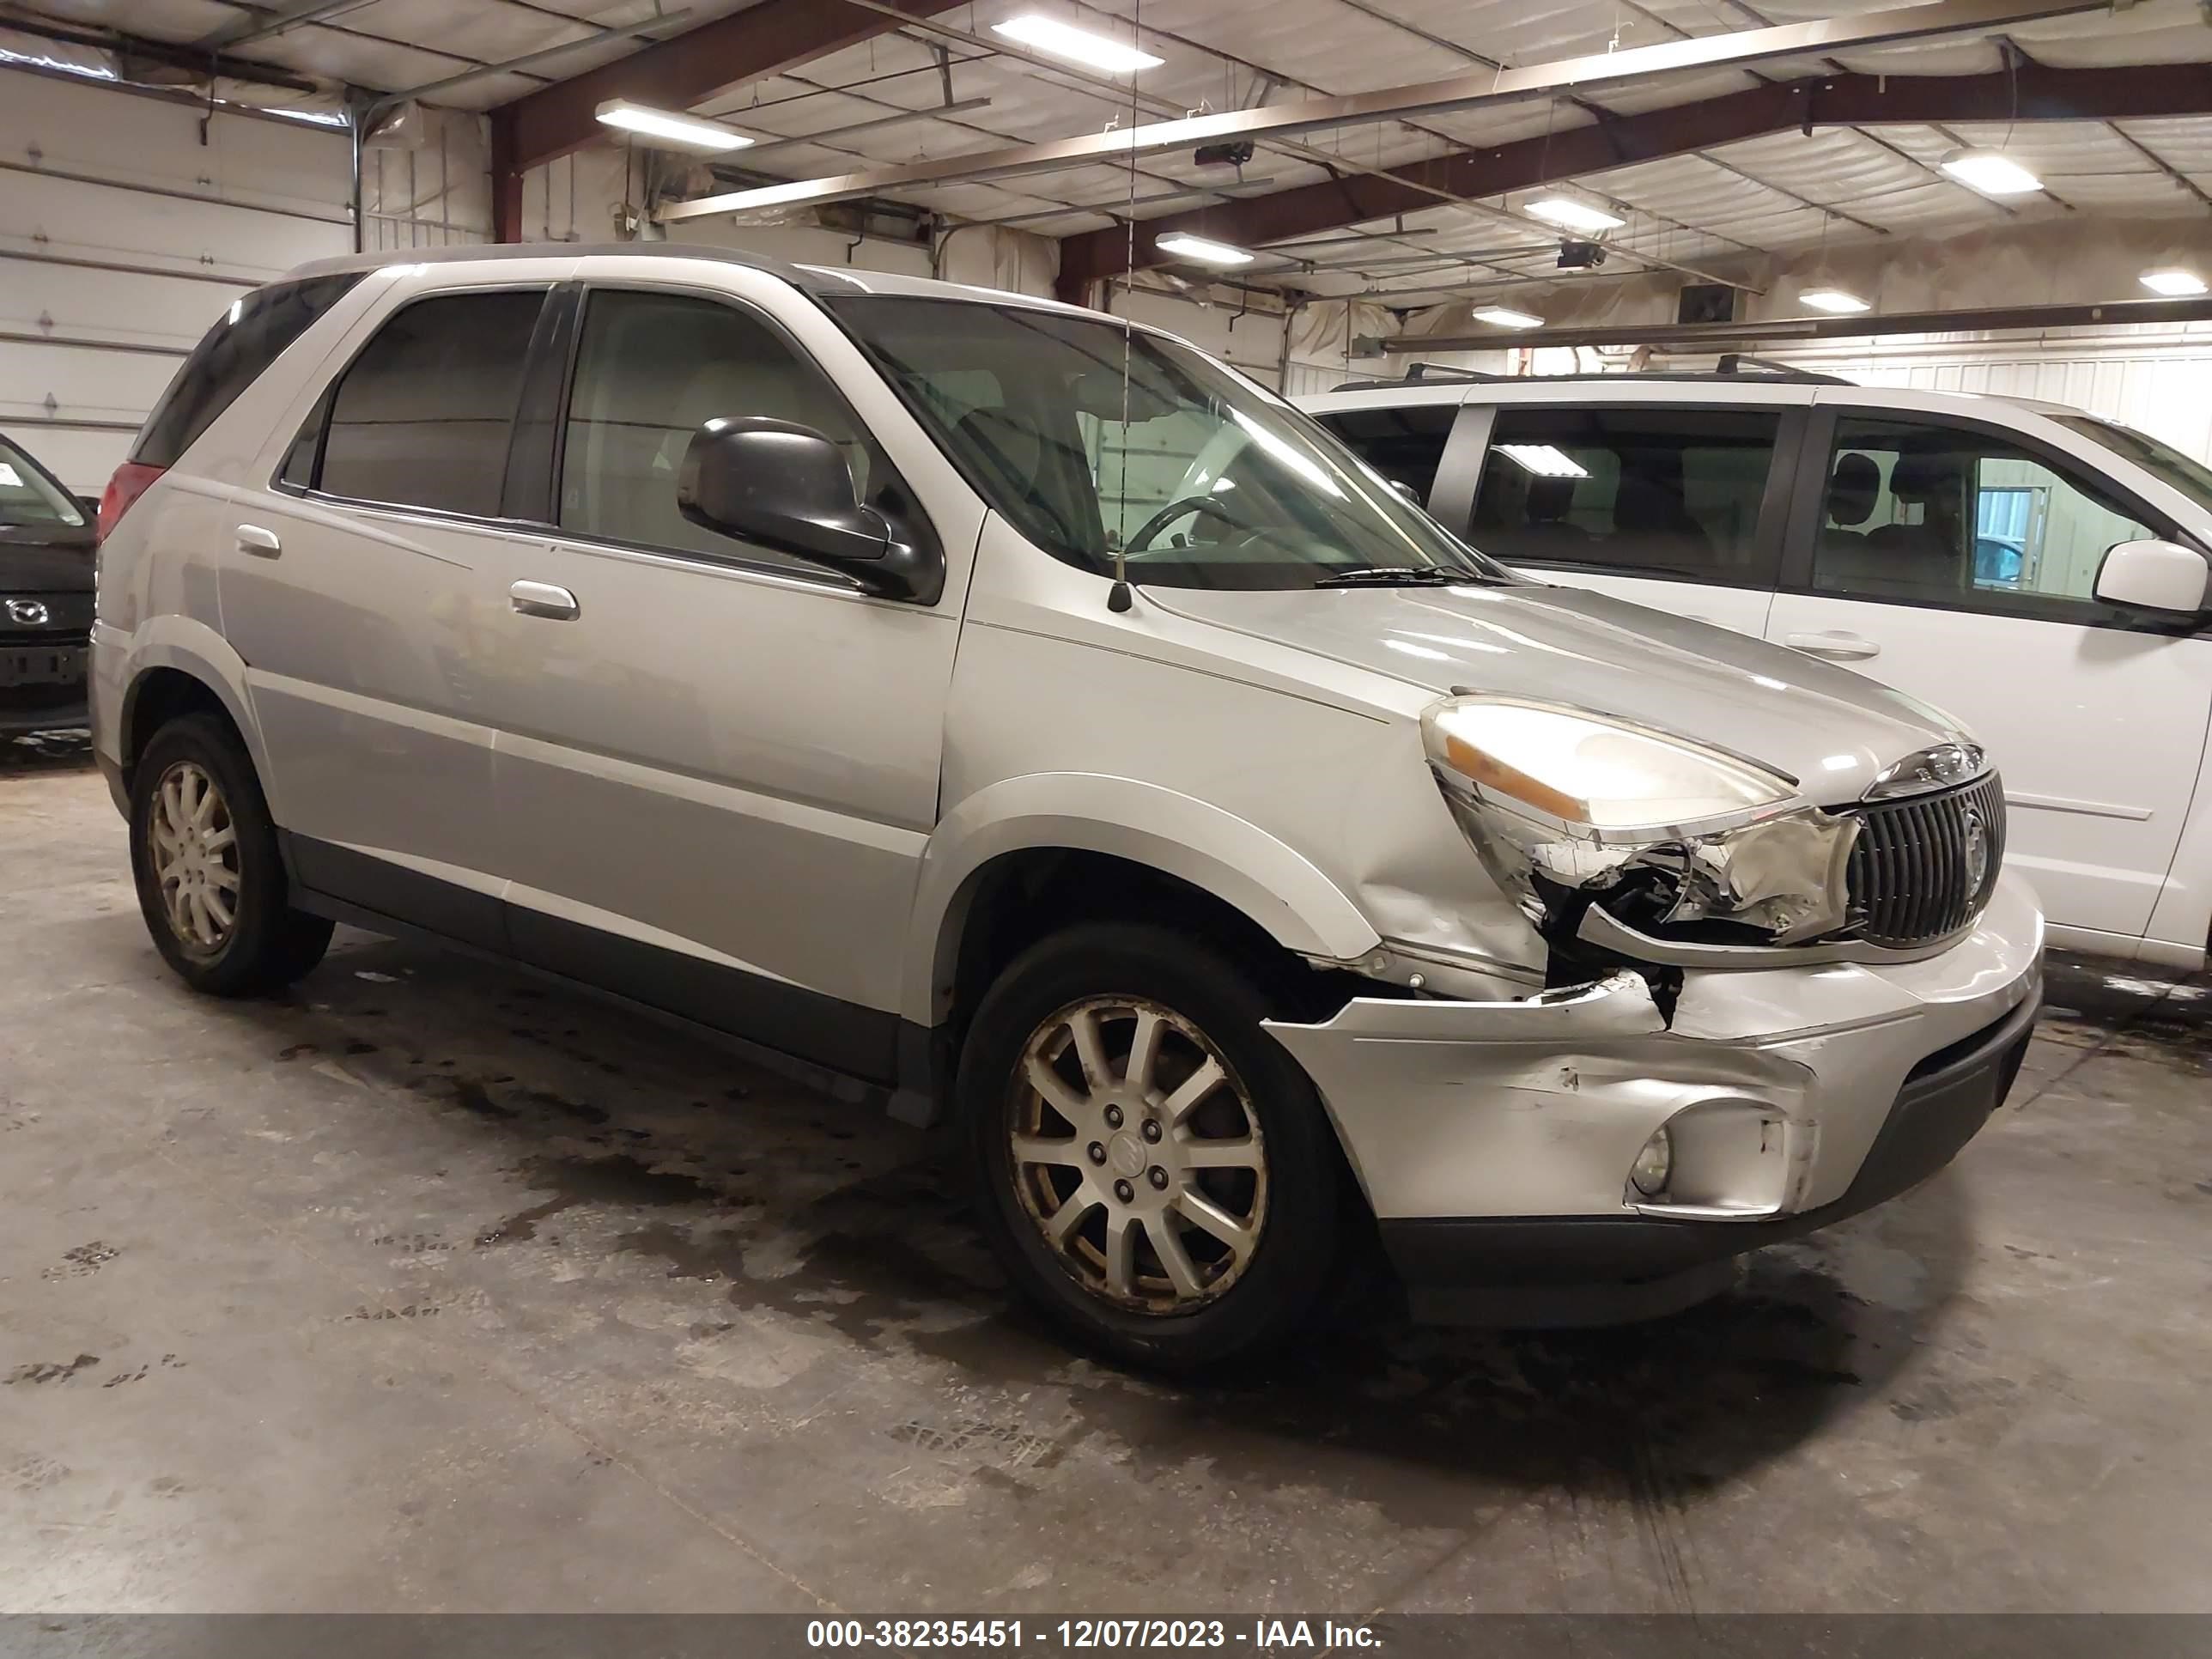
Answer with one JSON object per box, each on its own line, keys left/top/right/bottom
{"left": 13, "top": 0, "right": 2211, "bottom": 307}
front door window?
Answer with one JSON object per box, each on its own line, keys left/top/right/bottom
{"left": 1812, "top": 417, "right": 2160, "bottom": 613}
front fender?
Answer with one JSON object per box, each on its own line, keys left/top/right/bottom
{"left": 904, "top": 772, "right": 1382, "bottom": 1024}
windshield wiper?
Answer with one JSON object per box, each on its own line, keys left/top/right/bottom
{"left": 1311, "top": 566, "right": 1472, "bottom": 587}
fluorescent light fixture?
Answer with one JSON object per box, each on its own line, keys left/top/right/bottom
{"left": 2141, "top": 268, "right": 2208, "bottom": 297}
{"left": 595, "top": 100, "right": 754, "bottom": 152}
{"left": 992, "top": 13, "right": 1164, "bottom": 73}
{"left": 1800, "top": 288, "right": 1870, "bottom": 314}
{"left": 1495, "top": 443, "right": 1589, "bottom": 479}
{"left": 1524, "top": 196, "right": 1626, "bottom": 234}
{"left": 1938, "top": 149, "right": 2042, "bottom": 196}
{"left": 1471, "top": 306, "right": 1544, "bottom": 329}
{"left": 1156, "top": 231, "right": 1253, "bottom": 267}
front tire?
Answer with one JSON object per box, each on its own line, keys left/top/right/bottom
{"left": 130, "top": 713, "right": 333, "bottom": 996}
{"left": 959, "top": 922, "right": 1342, "bottom": 1370}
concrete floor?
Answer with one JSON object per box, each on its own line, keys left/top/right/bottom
{"left": 3, "top": 733, "right": 2209, "bottom": 1616}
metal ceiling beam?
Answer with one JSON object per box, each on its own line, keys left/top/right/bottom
{"left": 659, "top": 0, "right": 2106, "bottom": 225}
{"left": 1389, "top": 293, "right": 2212, "bottom": 353}
{"left": 786, "top": 0, "right": 1759, "bottom": 295}
{"left": 1060, "top": 58, "right": 2212, "bottom": 293}
{"left": 488, "top": 0, "right": 972, "bottom": 187}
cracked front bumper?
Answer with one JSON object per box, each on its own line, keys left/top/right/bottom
{"left": 1264, "top": 875, "right": 2042, "bottom": 1307}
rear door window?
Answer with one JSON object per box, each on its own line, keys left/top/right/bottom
{"left": 132, "top": 273, "right": 362, "bottom": 469}
{"left": 1471, "top": 406, "right": 1783, "bottom": 584}
{"left": 312, "top": 289, "right": 545, "bottom": 518}
{"left": 1312, "top": 404, "right": 1456, "bottom": 507}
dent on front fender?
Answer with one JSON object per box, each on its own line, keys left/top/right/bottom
{"left": 903, "top": 772, "right": 1386, "bottom": 1026}
{"left": 1330, "top": 735, "right": 1551, "bottom": 988}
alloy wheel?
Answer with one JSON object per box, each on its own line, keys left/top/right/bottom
{"left": 1006, "top": 995, "right": 1268, "bottom": 1314}
{"left": 147, "top": 761, "right": 240, "bottom": 954}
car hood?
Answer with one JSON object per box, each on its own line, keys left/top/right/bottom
{"left": 1144, "top": 579, "right": 1973, "bottom": 807}
{"left": 0, "top": 534, "right": 96, "bottom": 592}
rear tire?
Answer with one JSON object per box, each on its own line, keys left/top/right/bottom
{"left": 959, "top": 922, "right": 1342, "bottom": 1371}
{"left": 130, "top": 713, "right": 332, "bottom": 996}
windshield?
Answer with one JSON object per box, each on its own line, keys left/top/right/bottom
{"left": 827, "top": 295, "right": 1503, "bottom": 591}
{"left": 2056, "top": 415, "right": 2212, "bottom": 517}
{"left": 0, "top": 438, "right": 86, "bottom": 531}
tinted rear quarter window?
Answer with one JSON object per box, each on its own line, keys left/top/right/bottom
{"left": 132, "top": 273, "right": 362, "bottom": 469}
{"left": 1313, "top": 404, "right": 1456, "bottom": 505}
{"left": 313, "top": 289, "right": 545, "bottom": 517}
{"left": 1472, "top": 406, "right": 1781, "bottom": 581}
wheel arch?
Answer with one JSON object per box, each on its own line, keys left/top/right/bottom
{"left": 906, "top": 774, "right": 1382, "bottom": 1030}
{"left": 116, "top": 624, "right": 266, "bottom": 796}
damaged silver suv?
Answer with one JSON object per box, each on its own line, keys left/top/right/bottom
{"left": 92, "top": 247, "right": 2042, "bottom": 1366}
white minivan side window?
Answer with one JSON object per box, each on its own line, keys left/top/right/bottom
{"left": 1469, "top": 407, "right": 1782, "bottom": 583}
{"left": 1814, "top": 416, "right": 2160, "bottom": 612}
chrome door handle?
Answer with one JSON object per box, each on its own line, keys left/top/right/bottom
{"left": 509, "top": 580, "right": 579, "bottom": 620}
{"left": 236, "top": 525, "right": 282, "bottom": 558}
{"left": 1784, "top": 630, "right": 1881, "bottom": 661}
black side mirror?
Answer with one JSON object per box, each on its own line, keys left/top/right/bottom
{"left": 678, "top": 416, "right": 938, "bottom": 602}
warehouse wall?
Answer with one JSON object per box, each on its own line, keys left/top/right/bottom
{"left": 0, "top": 64, "right": 354, "bottom": 493}
{"left": 359, "top": 105, "right": 495, "bottom": 250}
{"left": 1761, "top": 327, "right": 2212, "bottom": 465}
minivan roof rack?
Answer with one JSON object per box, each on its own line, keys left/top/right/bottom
{"left": 1331, "top": 362, "right": 1500, "bottom": 391}
{"left": 1323, "top": 357, "right": 1854, "bottom": 392}
{"left": 1714, "top": 353, "right": 1850, "bottom": 384}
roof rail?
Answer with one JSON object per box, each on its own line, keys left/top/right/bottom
{"left": 1328, "top": 360, "right": 1498, "bottom": 392}
{"left": 1714, "top": 353, "right": 1851, "bottom": 385}
{"left": 1322, "top": 361, "right": 1857, "bottom": 392}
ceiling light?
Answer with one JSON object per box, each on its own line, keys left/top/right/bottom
{"left": 1800, "top": 288, "right": 1870, "bottom": 314}
{"left": 1524, "top": 197, "right": 1626, "bottom": 234}
{"left": 595, "top": 100, "right": 754, "bottom": 151}
{"left": 1156, "top": 231, "right": 1253, "bottom": 267}
{"left": 1938, "top": 149, "right": 2042, "bottom": 196}
{"left": 1495, "top": 444, "right": 1589, "bottom": 479}
{"left": 992, "top": 13, "right": 1164, "bottom": 73}
{"left": 2141, "top": 268, "right": 2208, "bottom": 297}
{"left": 1472, "top": 306, "right": 1544, "bottom": 329}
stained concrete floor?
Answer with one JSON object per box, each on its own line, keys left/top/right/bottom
{"left": 3, "top": 732, "right": 2210, "bottom": 1615}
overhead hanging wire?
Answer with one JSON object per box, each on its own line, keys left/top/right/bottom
{"left": 1109, "top": 0, "right": 1141, "bottom": 613}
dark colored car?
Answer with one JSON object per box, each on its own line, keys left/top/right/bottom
{"left": 0, "top": 435, "right": 95, "bottom": 736}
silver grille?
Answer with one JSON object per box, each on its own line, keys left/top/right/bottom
{"left": 1846, "top": 773, "right": 2006, "bottom": 949}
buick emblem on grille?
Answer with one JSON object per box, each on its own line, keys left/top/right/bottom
{"left": 1934, "top": 745, "right": 1976, "bottom": 784}
{"left": 3, "top": 599, "right": 50, "bottom": 627}
{"left": 1962, "top": 805, "right": 1990, "bottom": 890}
{"left": 1868, "top": 739, "right": 1988, "bottom": 799}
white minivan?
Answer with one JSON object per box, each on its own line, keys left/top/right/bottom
{"left": 94, "top": 251, "right": 2043, "bottom": 1366}
{"left": 1304, "top": 371, "right": 2212, "bottom": 970}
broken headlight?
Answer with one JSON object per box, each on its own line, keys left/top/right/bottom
{"left": 1421, "top": 697, "right": 1857, "bottom": 946}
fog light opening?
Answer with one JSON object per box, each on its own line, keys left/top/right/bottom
{"left": 1629, "top": 1126, "right": 1674, "bottom": 1199}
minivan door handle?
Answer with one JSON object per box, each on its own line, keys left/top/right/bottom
{"left": 235, "top": 525, "right": 282, "bottom": 558}
{"left": 1784, "top": 630, "right": 1881, "bottom": 662}
{"left": 509, "top": 580, "right": 579, "bottom": 620}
